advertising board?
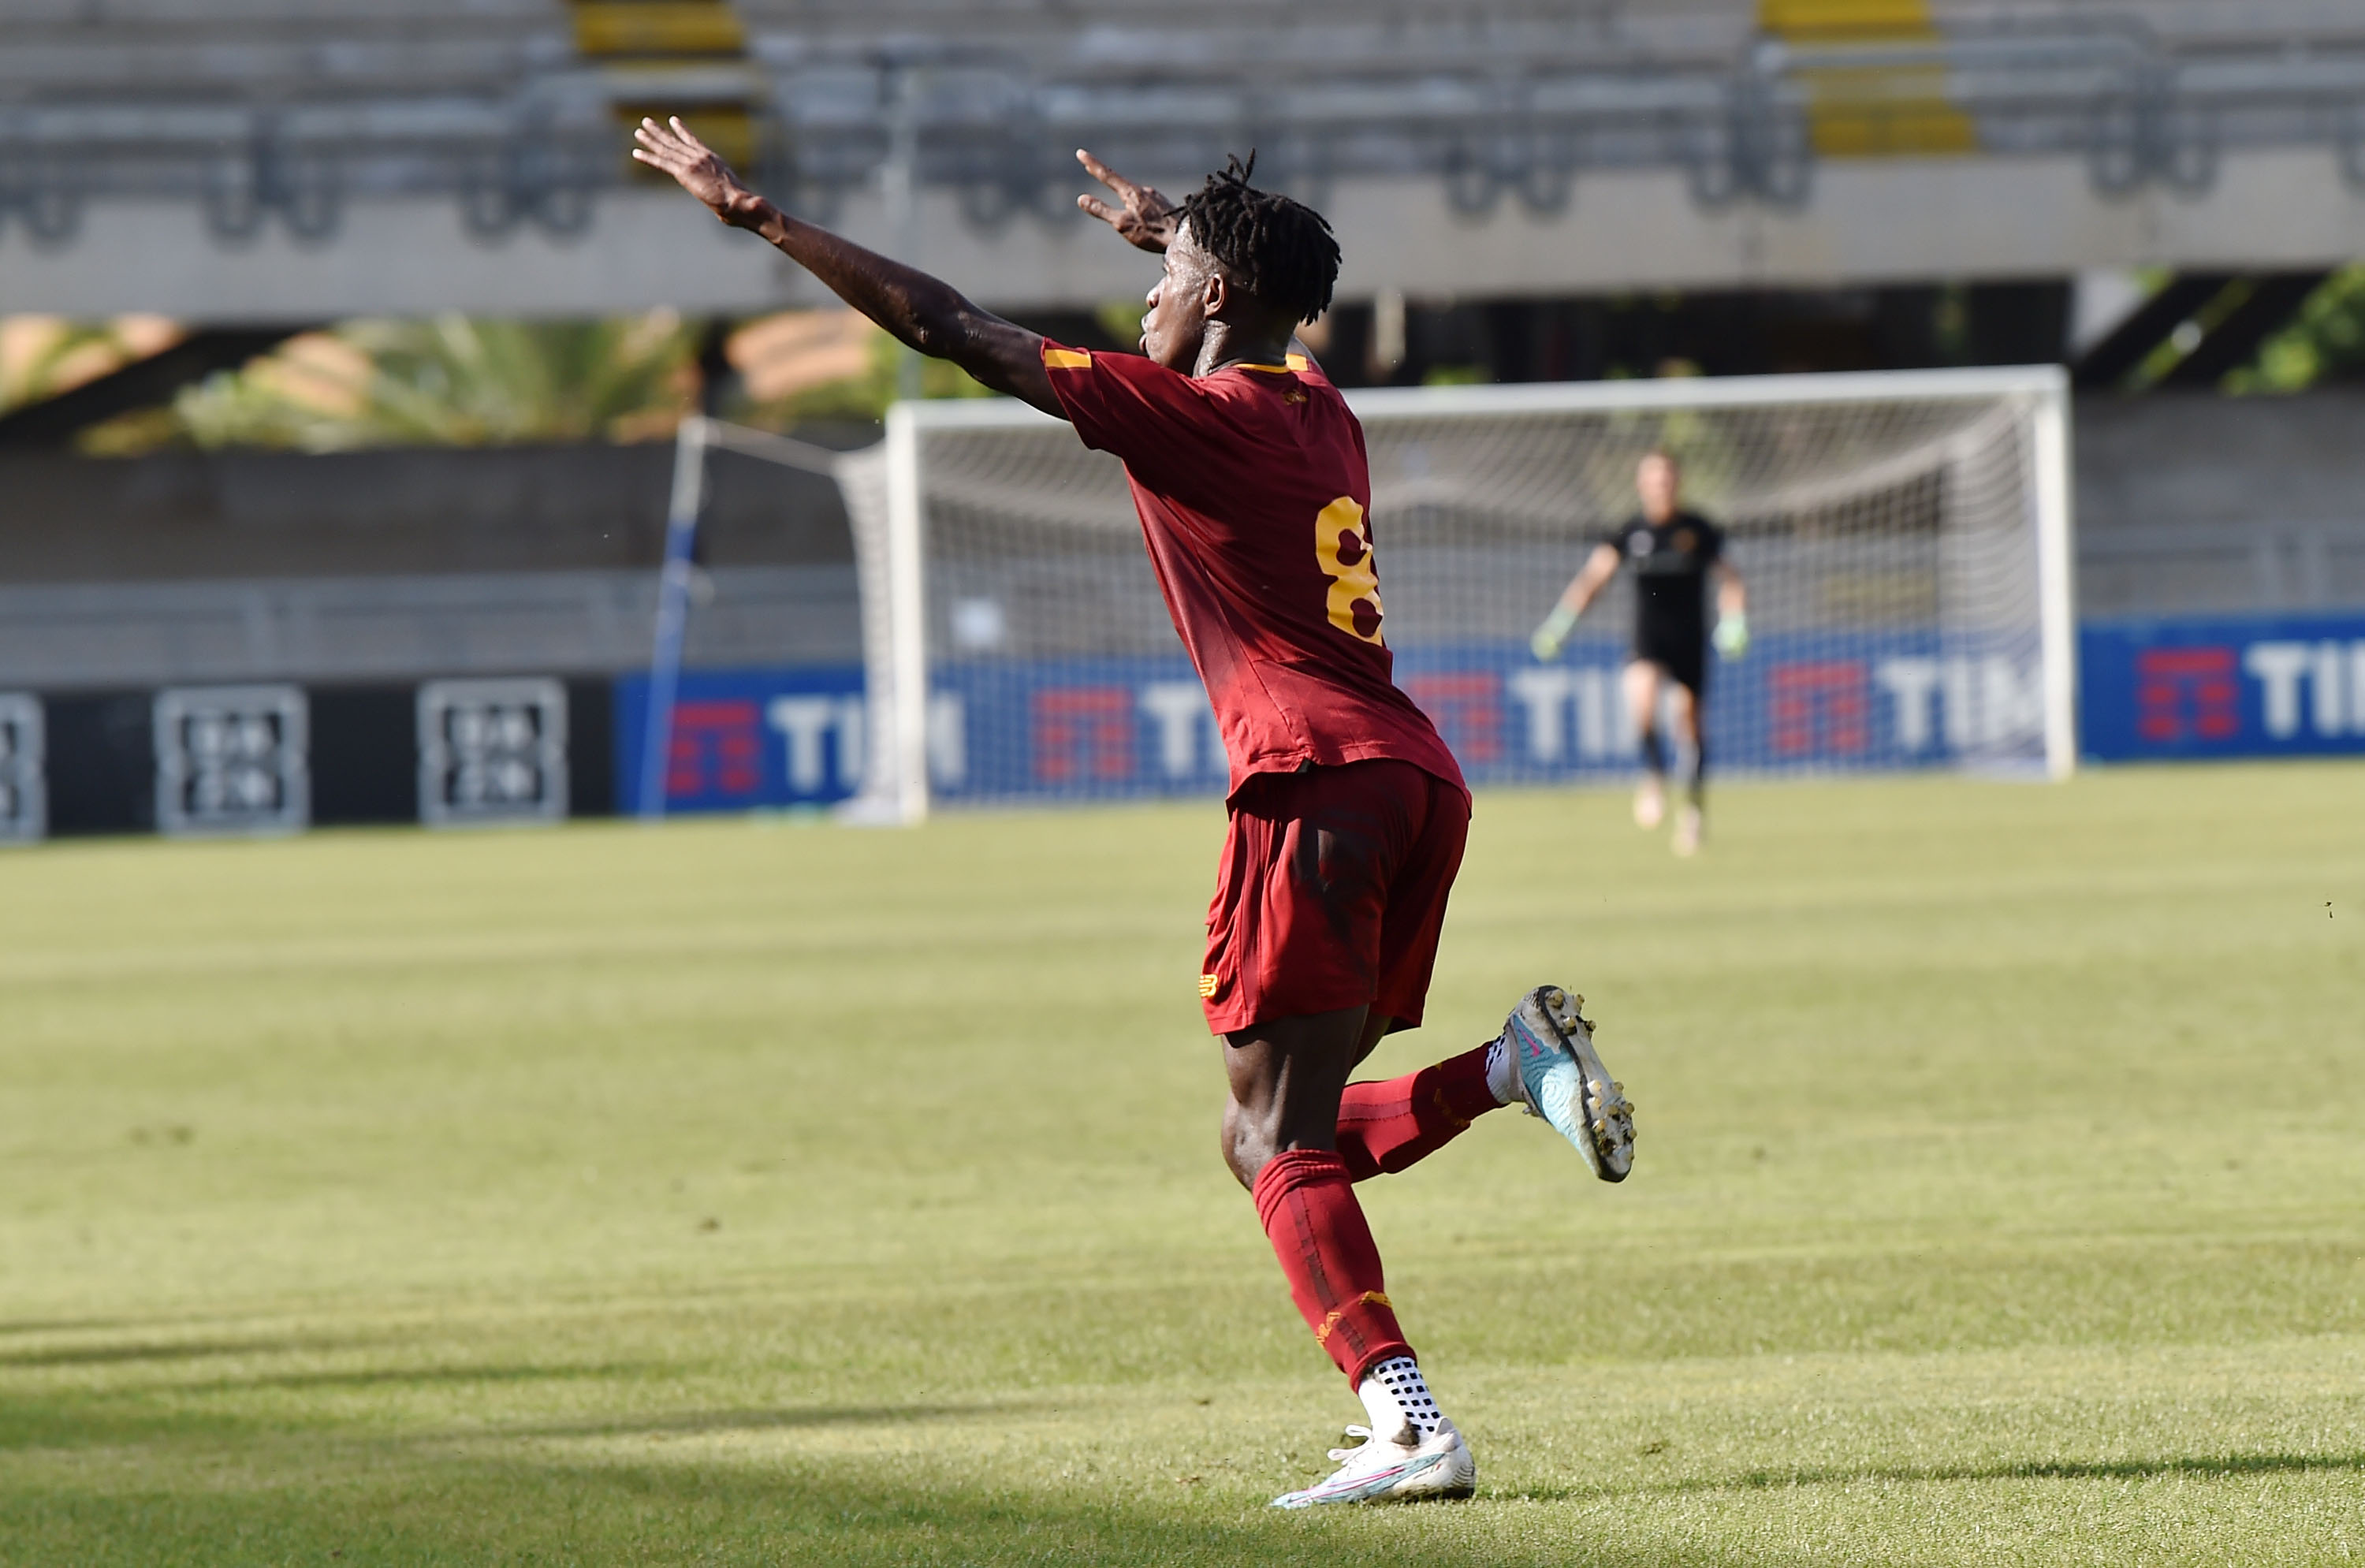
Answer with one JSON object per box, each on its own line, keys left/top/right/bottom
{"left": 615, "top": 634, "right": 2049, "bottom": 810}
{"left": 2082, "top": 613, "right": 2365, "bottom": 761}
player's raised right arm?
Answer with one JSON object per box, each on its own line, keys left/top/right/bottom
{"left": 632, "top": 117, "right": 1061, "bottom": 416}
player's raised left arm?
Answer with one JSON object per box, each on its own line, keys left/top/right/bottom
{"left": 633, "top": 117, "right": 1060, "bottom": 417}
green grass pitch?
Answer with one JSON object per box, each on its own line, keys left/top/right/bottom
{"left": 4, "top": 763, "right": 2363, "bottom": 1566}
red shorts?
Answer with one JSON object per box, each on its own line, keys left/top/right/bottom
{"left": 1199, "top": 759, "right": 1469, "bottom": 1035}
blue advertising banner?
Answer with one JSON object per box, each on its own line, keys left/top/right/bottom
{"left": 613, "top": 666, "right": 867, "bottom": 813}
{"left": 616, "top": 634, "right": 2049, "bottom": 810}
{"left": 929, "top": 633, "right": 2044, "bottom": 800}
{"left": 2082, "top": 612, "right": 2365, "bottom": 762}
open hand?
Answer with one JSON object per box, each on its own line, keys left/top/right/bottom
{"left": 632, "top": 116, "right": 763, "bottom": 227}
{"left": 1075, "top": 149, "right": 1177, "bottom": 253}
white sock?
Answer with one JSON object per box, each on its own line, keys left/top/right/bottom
{"left": 1484, "top": 1035, "right": 1521, "bottom": 1107}
{"left": 1358, "top": 1355, "right": 1445, "bottom": 1441}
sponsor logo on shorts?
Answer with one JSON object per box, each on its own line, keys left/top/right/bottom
{"left": 1198, "top": 972, "right": 1223, "bottom": 1000}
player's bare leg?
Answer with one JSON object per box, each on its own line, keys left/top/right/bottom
{"left": 1623, "top": 659, "right": 1669, "bottom": 829}
{"left": 1225, "top": 1008, "right": 1477, "bottom": 1507}
{"left": 1668, "top": 680, "right": 1705, "bottom": 855}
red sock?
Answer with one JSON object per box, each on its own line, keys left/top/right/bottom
{"left": 1335, "top": 1043, "right": 1502, "bottom": 1183}
{"left": 1251, "top": 1149, "right": 1413, "bottom": 1384}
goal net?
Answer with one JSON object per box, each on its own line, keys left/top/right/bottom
{"left": 837, "top": 367, "right": 2073, "bottom": 822}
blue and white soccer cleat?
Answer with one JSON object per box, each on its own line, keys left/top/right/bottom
{"left": 1503, "top": 985, "right": 1636, "bottom": 1183}
{"left": 1270, "top": 1419, "right": 1476, "bottom": 1508}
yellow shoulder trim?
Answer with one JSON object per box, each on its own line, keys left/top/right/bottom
{"left": 1041, "top": 346, "right": 1092, "bottom": 370}
{"left": 1285, "top": 352, "right": 1310, "bottom": 371}
{"left": 1234, "top": 362, "right": 1292, "bottom": 374}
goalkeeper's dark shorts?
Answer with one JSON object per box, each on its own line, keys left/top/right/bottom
{"left": 1198, "top": 758, "right": 1469, "bottom": 1037}
{"left": 1633, "top": 621, "right": 1708, "bottom": 696}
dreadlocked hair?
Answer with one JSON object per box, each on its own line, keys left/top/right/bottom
{"left": 1175, "top": 152, "right": 1341, "bottom": 326}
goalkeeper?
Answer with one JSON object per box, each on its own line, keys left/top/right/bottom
{"left": 632, "top": 119, "right": 1636, "bottom": 1508}
{"left": 1530, "top": 450, "right": 1747, "bottom": 855}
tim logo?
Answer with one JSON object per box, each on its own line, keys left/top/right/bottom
{"left": 418, "top": 679, "right": 568, "bottom": 826}
{"left": 1770, "top": 662, "right": 1868, "bottom": 756}
{"left": 1032, "top": 687, "right": 1133, "bottom": 783}
{"left": 154, "top": 685, "right": 308, "bottom": 837}
{"left": 2136, "top": 646, "right": 2239, "bottom": 743}
{"left": 0, "top": 694, "right": 43, "bottom": 844}
{"left": 669, "top": 700, "right": 764, "bottom": 800}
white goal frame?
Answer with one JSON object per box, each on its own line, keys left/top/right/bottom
{"left": 845, "top": 364, "right": 2076, "bottom": 825}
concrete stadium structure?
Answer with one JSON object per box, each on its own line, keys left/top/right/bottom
{"left": 6, "top": 1, "right": 2365, "bottom": 318}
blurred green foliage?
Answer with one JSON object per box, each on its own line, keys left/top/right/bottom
{"left": 2227, "top": 265, "right": 2365, "bottom": 393}
{"left": 737, "top": 328, "right": 992, "bottom": 426}
{"left": 2, "top": 321, "right": 144, "bottom": 415}
{"left": 165, "top": 315, "right": 699, "bottom": 451}
{"left": 1094, "top": 300, "right": 1147, "bottom": 349}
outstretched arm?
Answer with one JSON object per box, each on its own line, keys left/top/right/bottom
{"left": 1555, "top": 542, "right": 1624, "bottom": 620}
{"left": 1531, "top": 542, "right": 1622, "bottom": 660}
{"left": 633, "top": 117, "right": 1060, "bottom": 417}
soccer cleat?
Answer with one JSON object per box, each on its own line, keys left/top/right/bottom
{"left": 1502, "top": 985, "right": 1636, "bottom": 1183}
{"left": 1270, "top": 1418, "right": 1476, "bottom": 1508}
{"left": 1672, "top": 804, "right": 1702, "bottom": 857}
{"left": 1633, "top": 777, "right": 1666, "bottom": 829}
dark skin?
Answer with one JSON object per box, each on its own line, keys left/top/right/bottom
{"left": 631, "top": 120, "right": 1304, "bottom": 414}
{"left": 634, "top": 117, "right": 1383, "bottom": 1190}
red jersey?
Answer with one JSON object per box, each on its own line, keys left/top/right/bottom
{"left": 1041, "top": 340, "right": 1466, "bottom": 800}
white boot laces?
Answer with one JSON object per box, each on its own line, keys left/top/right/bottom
{"left": 1328, "top": 1425, "right": 1380, "bottom": 1465}
{"left": 1326, "top": 1422, "right": 1424, "bottom": 1469}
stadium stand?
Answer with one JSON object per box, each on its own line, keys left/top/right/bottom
{"left": 0, "top": 439, "right": 861, "bottom": 690}
{"left": 8, "top": 2, "right": 2365, "bottom": 314}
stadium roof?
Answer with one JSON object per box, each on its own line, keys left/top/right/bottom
{"left": 6, "top": 2, "right": 2365, "bottom": 318}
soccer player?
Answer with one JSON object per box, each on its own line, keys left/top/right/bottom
{"left": 1530, "top": 450, "right": 1748, "bottom": 856}
{"left": 632, "top": 117, "right": 1637, "bottom": 1507}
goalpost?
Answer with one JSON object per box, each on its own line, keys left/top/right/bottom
{"left": 836, "top": 365, "right": 2075, "bottom": 825}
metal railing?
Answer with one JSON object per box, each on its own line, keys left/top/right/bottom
{"left": 6, "top": 5, "right": 2365, "bottom": 248}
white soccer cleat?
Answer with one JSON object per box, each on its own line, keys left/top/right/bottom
{"left": 1501, "top": 985, "right": 1636, "bottom": 1183}
{"left": 1672, "top": 804, "right": 1702, "bottom": 857}
{"left": 1270, "top": 1418, "right": 1476, "bottom": 1508}
{"left": 1632, "top": 777, "right": 1666, "bottom": 829}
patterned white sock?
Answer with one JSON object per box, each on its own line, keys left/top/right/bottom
{"left": 1484, "top": 1036, "right": 1521, "bottom": 1106}
{"left": 1358, "top": 1355, "right": 1445, "bottom": 1440}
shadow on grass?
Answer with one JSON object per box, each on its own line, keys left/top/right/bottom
{"left": 0, "top": 1335, "right": 359, "bottom": 1369}
{"left": 9, "top": 1394, "right": 2359, "bottom": 1566}
{"left": 503, "top": 1400, "right": 1013, "bottom": 1439}
{"left": 189, "top": 1361, "right": 666, "bottom": 1395}
{"left": 0, "top": 1319, "right": 151, "bottom": 1339}
{"left": 1506, "top": 1450, "right": 2365, "bottom": 1503}
{"left": 0, "top": 1447, "right": 1790, "bottom": 1568}
{"left": 1734, "top": 1451, "right": 2365, "bottom": 1486}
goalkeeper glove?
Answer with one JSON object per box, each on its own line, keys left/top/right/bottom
{"left": 1713, "top": 611, "right": 1749, "bottom": 659}
{"left": 1531, "top": 605, "right": 1580, "bottom": 661}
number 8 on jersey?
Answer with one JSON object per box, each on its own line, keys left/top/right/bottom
{"left": 1317, "top": 496, "right": 1385, "bottom": 645}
